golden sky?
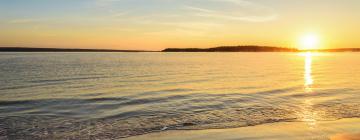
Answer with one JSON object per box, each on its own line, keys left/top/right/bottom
{"left": 1, "top": 0, "right": 360, "bottom": 50}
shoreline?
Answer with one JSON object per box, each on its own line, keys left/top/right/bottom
{"left": 124, "top": 118, "right": 360, "bottom": 140}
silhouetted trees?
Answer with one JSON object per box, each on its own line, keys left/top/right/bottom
{"left": 162, "top": 46, "right": 298, "bottom": 52}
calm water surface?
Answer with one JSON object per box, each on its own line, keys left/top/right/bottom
{"left": 0, "top": 52, "right": 360, "bottom": 139}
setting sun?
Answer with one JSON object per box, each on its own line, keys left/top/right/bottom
{"left": 299, "top": 33, "right": 320, "bottom": 50}
{"left": 2, "top": 1, "right": 360, "bottom": 140}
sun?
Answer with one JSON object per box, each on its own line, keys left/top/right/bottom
{"left": 299, "top": 33, "right": 320, "bottom": 50}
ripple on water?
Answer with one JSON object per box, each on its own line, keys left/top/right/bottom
{"left": 1, "top": 102, "right": 360, "bottom": 139}
{"left": 1, "top": 53, "right": 360, "bottom": 139}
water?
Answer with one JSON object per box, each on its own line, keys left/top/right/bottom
{"left": 0, "top": 52, "right": 360, "bottom": 139}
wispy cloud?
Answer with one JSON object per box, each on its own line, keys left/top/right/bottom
{"left": 94, "top": 0, "right": 123, "bottom": 6}
{"left": 184, "top": 0, "right": 278, "bottom": 22}
{"left": 89, "top": 0, "right": 278, "bottom": 35}
{"left": 8, "top": 19, "right": 44, "bottom": 24}
{"left": 194, "top": 12, "right": 277, "bottom": 22}
{"left": 183, "top": 6, "right": 216, "bottom": 13}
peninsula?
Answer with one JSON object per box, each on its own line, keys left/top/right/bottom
{"left": 162, "top": 46, "right": 360, "bottom": 52}
{"left": 162, "top": 46, "right": 298, "bottom": 52}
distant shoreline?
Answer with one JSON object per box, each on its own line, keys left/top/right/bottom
{"left": 1, "top": 46, "right": 360, "bottom": 52}
{"left": 0, "top": 47, "right": 156, "bottom": 52}
{"left": 162, "top": 46, "right": 360, "bottom": 52}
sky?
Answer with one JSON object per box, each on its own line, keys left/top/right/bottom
{"left": 1, "top": 0, "right": 360, "bottom": 50}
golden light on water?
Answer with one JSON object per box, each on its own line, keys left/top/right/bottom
{"left": 297, "top": 52, "right": 318, "bottom": 128}
{"left": 304, "top": 52, "right": 313, "bottom": 93}
{"left": 302, "top": 99, "right": 318, "bottom": 128}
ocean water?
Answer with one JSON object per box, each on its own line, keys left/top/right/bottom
{"left": 0, "top": 52, "right": 360, "bottom": 139}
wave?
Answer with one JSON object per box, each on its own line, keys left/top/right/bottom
{"left": 1, "top": 102, "right": 360, "bottom": 139}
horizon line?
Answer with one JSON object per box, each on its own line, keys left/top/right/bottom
{"left": 1, "top": 46, "right": 360, "bottom": 52}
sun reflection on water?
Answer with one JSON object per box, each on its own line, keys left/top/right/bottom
{"left": 297, "top": 52, "right": 319, "bottom": 128}
{"left": 304, "top": 52, "right": 314, "bottom": 93}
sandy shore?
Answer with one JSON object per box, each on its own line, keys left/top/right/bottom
{"left": 124, "top": 118, "right": 360, "bottom": 140}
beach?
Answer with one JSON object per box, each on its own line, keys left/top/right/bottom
{"left": 125, "top": 118, "right": 360, "bottom": 140}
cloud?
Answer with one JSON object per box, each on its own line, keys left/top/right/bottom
{"left": 195, "top": 12, "right": 278, "bottom": 22}
{"left": 184, "top": 0, "right": 278, "bottom": 22}
{"left": 98, "top": 0, "right": 277, "bottom": 22}
{"left": 94, "top": 0, "right": 123, "bottom": 6}
{"left": 89, "top": 0, "right": 278, "bottom": 34}
{"left": 183, "top": 6, "right": 217, "bottom": 13}
{"left": 8, "top": 19, "right": 43, "bottom": 24}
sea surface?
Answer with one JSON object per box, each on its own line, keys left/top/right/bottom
{"left": 0, "top": 52, "right": 360, "bottom": 139}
